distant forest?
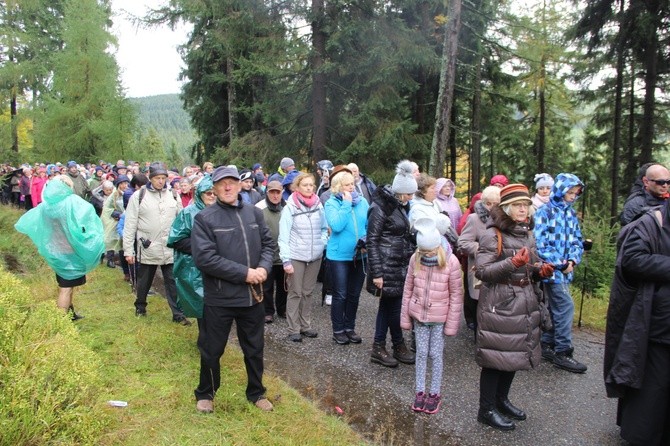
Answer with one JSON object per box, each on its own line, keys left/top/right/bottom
{"left": 130, "top": 94, "right": 197, "bottom": 160}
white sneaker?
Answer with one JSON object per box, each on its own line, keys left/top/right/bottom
{"left": 325, "top": 294, "right": 332, "bottom": 305}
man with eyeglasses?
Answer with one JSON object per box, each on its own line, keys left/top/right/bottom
{"left": 621, "top": 164, "right": 670, "bottom": 226}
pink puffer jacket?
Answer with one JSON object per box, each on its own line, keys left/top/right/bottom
{"left": 401, "top": 252, "right": 464, "bottom": 336}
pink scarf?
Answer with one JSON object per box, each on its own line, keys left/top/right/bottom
{"left": 293, "top": 191, "right": 319, "bottom": 208}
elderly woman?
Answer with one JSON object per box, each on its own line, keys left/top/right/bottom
{"left": 325, "top": 166, "right": 370, "bottom": 345}
{"left": 168, "top": 175, "right": 216, "bottom": 326}
{"left": 279, "top": 172, "right": 329, "bottom": 343}
{"left": 474, "top": 184, "right": 553, "bottom": 431}
{"left": 366, "top": 160, "right": 418, "bottom": 367}
{"left": 101, "top": 177, "right": 129, "bottom": 269}
{"left": 457, "top": 186, "right": 501, "bottom": 330}
{"left": 435, "top": 178, "right": 462, "bottom": 232}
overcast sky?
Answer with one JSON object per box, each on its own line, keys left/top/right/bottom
{"left": 111, "top": 0, "right": 190, "bottom": 98}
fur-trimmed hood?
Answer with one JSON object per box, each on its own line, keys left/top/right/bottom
{"left": 488, "top": 204, "right": 534, "bottom": 234}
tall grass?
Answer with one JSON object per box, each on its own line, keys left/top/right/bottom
{"left": 0, "top": 205, "right": 365, "bottom": 446}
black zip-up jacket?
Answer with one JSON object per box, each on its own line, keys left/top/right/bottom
{"left": 192, "top": 196, "right": 275, "bottom": 307}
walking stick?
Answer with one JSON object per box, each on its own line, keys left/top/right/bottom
{"left": 577, "top": 182, "right": 590, "bottom": 328}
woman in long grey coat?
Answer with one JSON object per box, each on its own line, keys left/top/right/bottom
{"left": 474, "top": 184, "right": 554, "bottom": 431}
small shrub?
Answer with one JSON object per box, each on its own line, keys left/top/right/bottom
{"left": 572, "top": 215, "right": 617, "bottom": 299}
{"left": 0, "top": 267, "right": 109, "bottom": 445}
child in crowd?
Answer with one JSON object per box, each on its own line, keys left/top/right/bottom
{"left": 531, "top": 173, "right": 554, "bottom": 210}
{"left": 401, "top": 217, "right": 463, "bottom": 414}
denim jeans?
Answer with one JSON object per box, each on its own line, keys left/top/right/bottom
{"left": 541, "top": 282, "right": 574, "bottom": 353}
{"left": 373, "top": 295, "right": 404, "bottom": 345}
{"left": 329, "top": 259, "right": 365, "bottom": 333}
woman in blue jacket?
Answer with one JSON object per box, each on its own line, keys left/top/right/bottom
{"left": 325, "top": 166, "right": 370, "bottom": 345}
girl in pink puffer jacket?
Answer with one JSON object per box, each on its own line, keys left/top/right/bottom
{"left": 401, "top": 217, "right": 464, "bottom": 414}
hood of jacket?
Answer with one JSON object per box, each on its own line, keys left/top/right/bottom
{"left": 436, "top": 178, "right": 456, "bottom": 200}
{"left": 43, "top": 179, "right": 73, "bottom": 205}
{"left": 373, "top": 184, "right": 409, "bottom": 215}
{"left": 550, "top": 173, "right": 584, "bottom": 208}
{"left": 193, "top": 175, "right": 213, "bottom": 210}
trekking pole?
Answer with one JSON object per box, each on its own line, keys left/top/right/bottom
{"left": 577, "top": 182, "right": 589, "bottom": 328}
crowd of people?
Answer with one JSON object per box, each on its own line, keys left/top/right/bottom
{"left": 3, "top": 157, "right": 670, "bottom": 444}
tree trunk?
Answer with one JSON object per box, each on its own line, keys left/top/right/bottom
{"left": 227, "top": 57, "right": 237, "bottom": 143}
{"left": 449, "top": 103, "right": 457, "bottom": 181}
{"left": 624, "top": 59, "right": 636, "bottom": 190}
{"left": 429, "top": 0, "right": 462, "bottom": 177}
{"left": 610, "top": 0, "right": 624, "bottom": 225}
{"left": 311, "top": 0, "right": 327, "bottom": 164}
{"left": 470, "top": 57, "right": 482, "bottom": 196}
{"left": 637, "top": 22, "right": 657, "bottom": 165}
{"left": 10, "top": 90, "right": 18, "bottom": 153}
{"left": 537, "top": 58, "right": 546, "bottom": 173}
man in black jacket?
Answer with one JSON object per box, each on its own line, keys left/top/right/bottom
{"left": 191, "top": 166, "right": 276, "bottom": 413}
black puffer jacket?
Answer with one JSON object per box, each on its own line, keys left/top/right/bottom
{"left": 192, "top": 196, "right": 275, "bottom": 308}
{"left": 366, "top": 185, "right": 416, "bottom": 298}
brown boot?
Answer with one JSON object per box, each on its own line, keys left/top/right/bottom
{"left": 393, "top": 341, "right": 415, "bottom": 364}
{"left": 370, "top": 342, "right": 398, "bottom": 368}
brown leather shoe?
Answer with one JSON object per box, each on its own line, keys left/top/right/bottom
{"left": 196, "top": 399, "right": 213, "bottom": 413}
{"left": 254, "top": 398, "right": 273, "bottom": 411}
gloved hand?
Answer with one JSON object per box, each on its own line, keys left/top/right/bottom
{"left": 539, "top": 262, "right": 554, "bottom": 278}
{"left": 511, "top": 247, "right": 530, "bottom": 268}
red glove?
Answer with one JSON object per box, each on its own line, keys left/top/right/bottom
{"left": 539, "top": 263, "right": 554, "bottom": 278}
{"left": 511, "top": 247, "right": 530, "bottom": 268}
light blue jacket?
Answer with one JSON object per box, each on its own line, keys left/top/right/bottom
{"left": 325, "top": 194, "right": 369, "bottom": 261}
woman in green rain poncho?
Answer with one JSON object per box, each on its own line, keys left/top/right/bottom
{"left": 15, "top": 175, "right": 104, "bottom": 320}
{"left": 167, "top": 175, "right": 216, "bottom": 325}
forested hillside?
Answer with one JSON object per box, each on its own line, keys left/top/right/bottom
{"left": 131, "top": 94, "right": 197, "bottom": 161}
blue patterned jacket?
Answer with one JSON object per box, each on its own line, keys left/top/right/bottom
{"left": 533, "top": 173, "right": 584, "bottom": 284}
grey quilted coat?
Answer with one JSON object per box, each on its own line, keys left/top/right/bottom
{"left": 474, "top": 206, "right": 543, "bottom": 372}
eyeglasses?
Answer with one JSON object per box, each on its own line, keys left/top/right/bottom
{"left": 203, "top": 191, "right": 216, "bottom": 197}
{"left": 649, "top": 179, "right": 670, "bottom": 186}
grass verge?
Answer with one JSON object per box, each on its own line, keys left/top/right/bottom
{"left": 0, "top": 205, "right": 365, "bottom": 446}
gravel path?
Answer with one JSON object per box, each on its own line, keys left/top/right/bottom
{"left": 262, "top": 284, "right": 625, "bottom": 446}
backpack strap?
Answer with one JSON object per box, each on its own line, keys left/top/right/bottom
{"left": 137, "top": 185, "right": 178, "bottom": 207}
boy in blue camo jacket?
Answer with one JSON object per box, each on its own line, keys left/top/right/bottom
{"left": 534, "top": 173, "right": 587, "bottom": 374}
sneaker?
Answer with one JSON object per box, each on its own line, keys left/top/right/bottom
{"left": 541, "top": 343, "right": 555, "bottom": 361}
{"left": 196, "top": 399, "right": 214, "bottom": 413}
{"left": 411, "top": 392, "right": 426, "bottom": 412}
{"left": 423, "top": 394, "right": 441, "bottom": 414}
{"left": 333, "top": 332, "right": 350, "bottom": 345}
{"left": 287, "top": 333, "right": 302, "bottom": 343}
{"left": 173, "top": 316, "right": 192, "bottom": 326}
{"left": 300, "top": 329, "right": 318, "bottom": 338}
{"left": 254, "top": 398, "right": 273, "bottom": 412}
{"left": 344, "top": 330, "right": 362, "bottom": 344}
{"left": 553, "top": 350, "right": 587, "bottom": 373}
{"left": 325, "top": 294, "right": 333, "bottom": 305}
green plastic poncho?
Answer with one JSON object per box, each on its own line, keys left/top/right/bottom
{"left": 167, "top": 175, "right": 213, "bottom": 318}
{"left": 15, "top": 179, "right": 105, "bottom": 279}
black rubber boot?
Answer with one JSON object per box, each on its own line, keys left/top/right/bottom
{"left": 477, "top": 408, "right": 515, "bottom": 431}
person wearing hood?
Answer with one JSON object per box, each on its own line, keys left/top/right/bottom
{"left": 281, "top": 169, "right": 300, "bottom": 201}
{"left": 531, "top": 173, "right": 554, "bottom": 210}
{"left": 457, "top": 186, "right": 501, "bottom": 331}
{"left": 435, "top": 178, "right": 462, "bottom": 232}
{"left": 65, "top": 161, "right": 91, "bottom": 200}
{"left": 123, "top": 162, "right": 189, "bottom": 325}
{"left": 167, "top": 175, "right": 216, "bottom": 327}
{"left": 15, "top": 175, "right": 104, "bottom": 320}
{"left": 534, "top": 173, "right": 587, "bottom": 373}
{"left": 30, "top": 167, "right": 48, "bottom": 207}
{"left": 101, "top": 176, "right": 130, "bottom": 270}
{"left": 89, "top": 166, "right": 105, "bottom": 190}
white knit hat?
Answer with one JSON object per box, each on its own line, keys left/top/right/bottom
{"left": 391, "top": 160, "right": 418, "bottom": 194}
{"left": 534, "top": 173, "right": 554, "bottom": 189}
{"left": 414, "top": 217, "right": 441, "bottom": 251}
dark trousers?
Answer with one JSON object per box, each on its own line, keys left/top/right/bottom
{"left": 195, "top": 303, "right": 266, "bottom": 403}
{"left": 119, "top": 249, "right": 131, "bottom": 275}
{"left": 24, "top": 195, "right": 33, "bottom": 211}
{"left": 462, "top": 271, "right": 478, "bottom": 325}
{"left": 479, "top": 368, "right": 516, "bottom": 410}
{"left": 135, "top": 263, "right": 184, "bottom": 318}
{"left": 263, "top": 264, "right": 287, "bottom": 317}
{"left": 373, "top": 295, "right": 404, "bottom": 345}
{"left": 329, "top": 259, "right": 365, "bottom": 333}
{"left": 619, "top": 342, "right": 670, "bottom": 445}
